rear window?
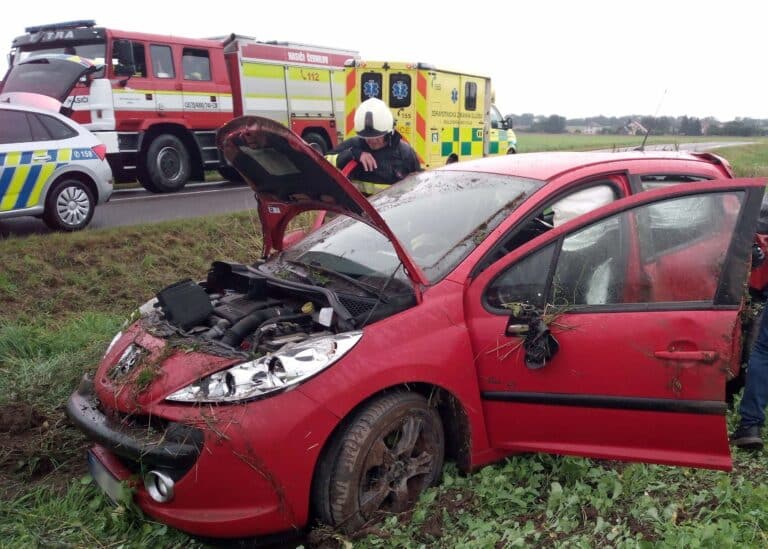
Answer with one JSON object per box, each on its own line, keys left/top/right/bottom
{"left": 37, "top": 113, "right": 78, "bottom": 140}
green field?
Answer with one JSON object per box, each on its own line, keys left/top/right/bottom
{"left": 3, "top": 145, "right": 768, "bottom": 547}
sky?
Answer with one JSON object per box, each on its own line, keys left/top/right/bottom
{"left": 1, "top": 1, "right": 765, "bottom": 121}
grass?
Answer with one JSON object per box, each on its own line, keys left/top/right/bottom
{"left": 2, "top": 144, "right": 768, "bottom": 547}
{"left": 516, "top": 132, "right": 768, "bottom": 153}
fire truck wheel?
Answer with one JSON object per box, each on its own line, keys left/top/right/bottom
{"left": 143, "top": 134, "right": 191, "bottom": 192}
{"left": 303, "top": 132, "right": 329, "bottom": 155}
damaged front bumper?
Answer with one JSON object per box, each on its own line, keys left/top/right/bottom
{"left": 66, "top": 374, "right": 341, "bottom": 538}
{"left": 67, "top": 375, "right": 203, "bottom": 470}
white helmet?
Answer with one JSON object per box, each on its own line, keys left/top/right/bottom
{"left": 354, "top": 97, "right": 394, "bottom": 138}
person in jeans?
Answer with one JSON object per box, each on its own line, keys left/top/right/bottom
{"left": 731, "top": 305, "right": 768, "bottom": 450}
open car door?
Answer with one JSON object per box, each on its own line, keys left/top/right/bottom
{"left": 465, "top": 178, "right": 765, "bottom": 470}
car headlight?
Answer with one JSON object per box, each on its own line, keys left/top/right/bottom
{"left": 166, "top": 331, "right": 362, "bottom": 403}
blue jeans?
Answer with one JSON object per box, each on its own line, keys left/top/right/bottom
{"left": 739, "top": 309, "right": 768, "bottom": 428}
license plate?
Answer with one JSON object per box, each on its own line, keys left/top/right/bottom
{"left": 87, "top": 451, "right": 124, "bottom": 504}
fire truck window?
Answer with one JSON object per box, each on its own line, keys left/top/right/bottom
{"left": 150, "top": 45, "right": 175, "bottom": 79}
{"left": 389, "top": 73, "right": 411, "bottom": 108}
{"left": 183, "top": 49, "right": 212, "bottom": 81}
{"left": 130, "top": 43, "right": 147, "bottom": 77}
{"left": 0, "top": 110, "right": 33, "bottom": 144}
{"left": 464, "top": 82, "right": 478, "bottom": 111}
{"left": 360, "top": 72, "right": 383, "bottom": 101}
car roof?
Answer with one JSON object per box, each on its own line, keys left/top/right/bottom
{"left": 0, "top": 99, "right": 67, "bottom": 118}
{"left": 440, "top": 150, "right": 725, "bottom": 181}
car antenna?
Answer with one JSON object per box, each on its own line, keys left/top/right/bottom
{"left": 638, "top": 88, "right": 667, "bottom": 152}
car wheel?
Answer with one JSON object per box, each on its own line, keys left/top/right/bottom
{"left": 314, "top": 392, "right": 444, "bottom": 532}
{"left": 303, "top": 132, "right": 329, "bottom": 155}
{"left": 141, "top": 134, "right": 190, "bottom": 192}
{"left": 42, "top": 178, "right": 95, "bottom": 231}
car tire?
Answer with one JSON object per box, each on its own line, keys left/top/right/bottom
{"left": 42, "top": 178, "right": 95, "bottom": 231}
{"left": 303, "top": 132, "right": 329, "bottom": 155}
{"left": 140, "top": 134, "right": 190, "bottom": 193}
{"left": 314, "top": 392, "right": 444, "bottom": 532}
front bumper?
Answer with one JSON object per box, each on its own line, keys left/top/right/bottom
{"left": 66, "top": 374, "right": 340, "bottom": 538}
{"left": 67, "top": 376, "right": 203, "bottom": 470}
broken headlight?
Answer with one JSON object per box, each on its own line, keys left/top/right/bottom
{"left": 166, "top": 331, "right": 362, "bottom": 403}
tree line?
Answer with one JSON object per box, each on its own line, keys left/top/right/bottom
{"left": 509, "top": 113, "right": 768, "bottom": 136}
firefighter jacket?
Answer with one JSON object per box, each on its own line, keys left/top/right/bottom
{"left": 326, "top": 132, "right": 421, "bottom": 195}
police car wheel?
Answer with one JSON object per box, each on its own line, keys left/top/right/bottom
{"left": 43, "top": 179, "right": 95, "bottom": 231}
{"left": 144, "top": 134, "right": 190, "bottom": 193}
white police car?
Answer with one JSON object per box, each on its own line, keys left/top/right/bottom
{"left": 0, "top": 96, "right": 113, "bottom": 230}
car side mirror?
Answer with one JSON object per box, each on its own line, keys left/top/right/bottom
{"left": 505, "top": 305, "right": 559, "bottom": 369}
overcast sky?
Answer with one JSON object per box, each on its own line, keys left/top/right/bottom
{"left": 1, "top": 1, "right": 764, "bottom": 121}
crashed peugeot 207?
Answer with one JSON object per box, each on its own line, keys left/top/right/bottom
{"left": 68, "top": 116, "right": 767, "bottom": 540}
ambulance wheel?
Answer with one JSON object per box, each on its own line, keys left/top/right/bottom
{"left": 507, "top": 147, "right": 517, "bottom": 154}
{"left": 141, "top": 134, "right": 190, "bottom": 193}
{"left": 43, "top": 178, "right": 95, "bottom": 231}
{"left": 303, "top": 132, "right": 329, "bottom": 155}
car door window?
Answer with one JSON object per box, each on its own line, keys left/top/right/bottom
{"left": 182, "top": 48, "right": 211, "bottom": 81}
{"left": 477, "top": 183, "right": 618, "bottom": 273}
{"left": 27, "top": 112, "right": 52, "bottom": 142}
{"left": 150, "top": 45, "right": 175, "bottom": 78}
{"left": 486, "top": 190, "right": 745, "bottom": 311}
{"left": 0, "top": 110, "right": 33, "bottom": 144}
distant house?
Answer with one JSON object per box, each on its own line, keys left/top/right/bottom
{"left": 622, "top": 120, "right": 648, "bottom": 135}
{"left": 566, "top": 121, "right": 605, "bottom": 134}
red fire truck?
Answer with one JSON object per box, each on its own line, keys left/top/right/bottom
{"left": 4, "top": 20, "right": 358, "bottom": 191}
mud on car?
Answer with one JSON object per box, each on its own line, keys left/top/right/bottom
{"left": 67, "top": 116, "right": 767, "bottom": 540}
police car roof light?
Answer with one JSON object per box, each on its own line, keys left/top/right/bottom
{"left": 25, "top": 20, "right": 96, "bottom": 34}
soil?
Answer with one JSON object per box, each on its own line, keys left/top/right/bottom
{"left": 0, "top": 403, "right": 88, "bottom": 499}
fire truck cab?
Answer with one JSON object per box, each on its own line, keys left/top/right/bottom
{"left": 6, "top": 20, "right": 357, "bottom": 192}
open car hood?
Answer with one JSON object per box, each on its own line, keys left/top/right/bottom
{"left": 0, "top": 54, "right": 101, "bottom": 103}
{"left": 217, "top": 116, "right": 428, "bottom": 287}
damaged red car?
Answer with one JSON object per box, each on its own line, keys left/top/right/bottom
{"left": 68, "top": 117, "right": 767, "bottom": 540}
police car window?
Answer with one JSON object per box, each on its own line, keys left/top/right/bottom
{"left": 183, "top": 49, "right": 211, "bottom": 81}
{"left": 0, "top": 110, "right": 33, "bottom": 144}
{"left": 389, "top": 73, "right": 411, "bottom": 108}
{"left": 27, "top": 113, "right": 52, "bottom": 141}
{"left": 37, "top": 113, "right": 78, "bottom": 140}
{"left": 465, "top": 82, "right": 478, "bottom": 111}
{"left": 151, "top": 45, "right": 175, "bottom": 79}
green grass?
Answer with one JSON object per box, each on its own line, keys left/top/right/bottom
{"left": 2, "top": 144, "right": 768, "bottom": 547}
{"left": 516, "top": 132, "right": 768, "bottom": 153}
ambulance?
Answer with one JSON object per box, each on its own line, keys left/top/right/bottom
{"left": 5, "top": 20, "right": 358, "bottom": 192}
{"left": 343, "top": 60, "right": 517, "bottom": 169}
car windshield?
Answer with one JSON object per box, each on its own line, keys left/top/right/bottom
{"left": 275, "top": 170, "right": 543, "bottom": 286}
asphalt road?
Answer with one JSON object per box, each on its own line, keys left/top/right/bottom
{"left": 0, "top": 180, "right": 256, "bottom": 238}
{"left": 0, "top": 141, "right": 754, "bottom": 239}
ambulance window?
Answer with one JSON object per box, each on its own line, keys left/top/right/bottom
{"left": 183, "top": 49, "right": 211, "bottom": 81}
{"left": 360, "top": 72, "right": 383, "bottom": 101}
{"left": 389, "top": 73, "right": 411, "bottom": 108}
{"left": 0, "top": 110, "right": 32, "bottom": 144}
{"left": 150, "top": 45, "right": 175, "bottom": 79}
{"left": 465, "top": 82, "right": 478, "bottom": 111}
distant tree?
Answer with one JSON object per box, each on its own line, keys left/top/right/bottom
{"left": 532, "top": 115, "right": 566, "bottom": 133}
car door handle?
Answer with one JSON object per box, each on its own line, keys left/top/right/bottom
{"left": 653, "top": 350, "right": 718, "bottom": 363}
{"left": 32, "top": 155, "right": 52, "bottom": 162}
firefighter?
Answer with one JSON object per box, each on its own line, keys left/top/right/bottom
{"left": 326, "top": 97, "right": 420, "bottom": 195}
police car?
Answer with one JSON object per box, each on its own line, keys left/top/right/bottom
{"left": 0, "top": 96, "right": 113, "bottom": 230}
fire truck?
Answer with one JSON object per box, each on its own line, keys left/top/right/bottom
{"left": 4, "top": 20, "right": 358, "bottom": 192}
{"left": 344, "top": 60, "right": 517, "bottom": 169}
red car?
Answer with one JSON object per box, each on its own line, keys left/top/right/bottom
{"left": 68, "top": 117, "right": 767, "bottom": 540}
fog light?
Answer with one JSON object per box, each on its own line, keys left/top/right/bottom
{"left": 145, "top": 470, "right": 175, "bottom": 503}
